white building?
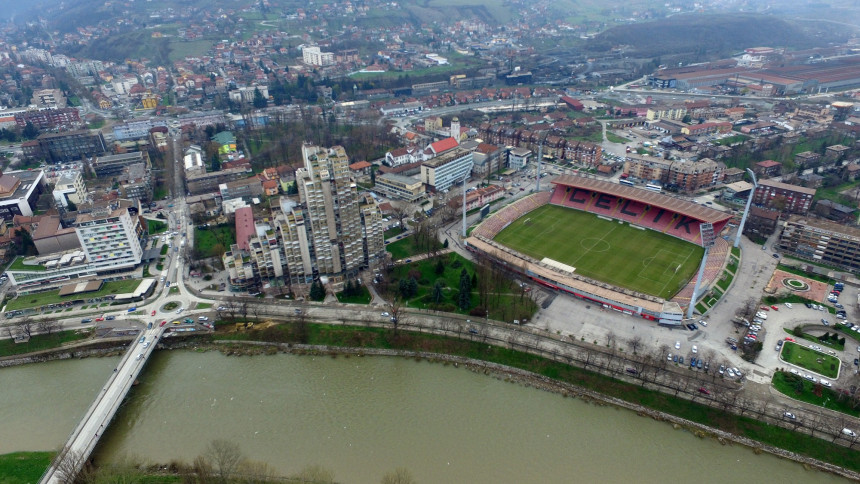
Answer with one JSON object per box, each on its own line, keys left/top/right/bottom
{"left": 228, "top": 85, "right": 270, "bottom": 104}
{"left": 508, "top": 147, "right": 532, "bottom": 170}
{"left": 184, "top": 145, "right": 205, "bottom": 176}
{"left": 75, "top": 206, "right": 143, "bottom": 270}
{"left": 421, "top": 148, "right": 474, "bottom": 192}
{"left": 302, "top": 46, "right": 334, "bottom": 66}
{"left": 52, "top": 171, "right": 87, "bottom": 208}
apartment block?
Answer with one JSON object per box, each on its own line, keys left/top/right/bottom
{"left": 778, "top": 215, "right": 860, "bottom": 272}
{"left": 36, "top": 130, "right": 107, "bottom": 163}
{"left": 753, "top": 179, "right": 815, "bottom": 214}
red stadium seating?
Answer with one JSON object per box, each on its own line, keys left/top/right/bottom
{"left": 664, "top": 214, "right": 703, "bottom": 244}
{"left": 639, "top": 206, "right": 676, "bottom": 233}
{"left": 474, "top": 191, "right": 551, "bottom": 239}
{"left": 613, "top": 199, "right": 647, "bottom": 224}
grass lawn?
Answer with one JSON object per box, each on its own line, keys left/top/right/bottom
{"left": 0, "top": 329, "right": 90, "bottom": 357}
{"left": 5, "top": 256, "right": 46, "bottom": 272}
{"left": 390, "top": 253, "right": 537, "bottom": 321}
{"left": 146, "top": 219, "right": 168, "bottom": 234}
{"left": 606, "top": 132, "right": 629, "bottom": 143}
{"left": 195, "top": 224, "right": 236, "bottom": 258}
{"left": 0, "top": 451, "right": 54, "bottom": 484}
{"left": 385, "top": 235, "right": 438, "bottom": 260}
{"left": 494, "top": 205, "right": 703, "bottom": 299}
{"left": 335, "top": 285, "right": 372, "bottom": 304}
{"left": 772, "top": 371, "right": 858, "bottom": 418}
{"left": 779, "top": 342, "right": 840, "bottom": 379}
{"left": 196, "top": 303, "right": 212, "bottom": 309}
{"left": 715, "top": 134, "right": 750, "bottom": 146}
{"left": 384, "top": 226, "right": 406, "bottom": 239}
{"left": 5, "top": 279, "right": 143, "bottom": 311}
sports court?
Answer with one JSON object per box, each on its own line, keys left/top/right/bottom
{"left": 493, "top": 204, "right": 704, "bottom": 299}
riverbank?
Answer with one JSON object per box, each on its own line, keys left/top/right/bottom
{"left": 3, "top": 324, "right": 860, "bottom": 481}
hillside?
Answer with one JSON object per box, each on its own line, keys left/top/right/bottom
{"left": 585, "top": 14, "right": 822, "bottom": 58}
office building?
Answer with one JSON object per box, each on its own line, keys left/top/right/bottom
{"left": 52, "top": 170, "right": 87, "bottom": 208}
{"left": 302, "top": 46, "right": 334, "bottom": 66}
{"left": 375, "top": 173, "right": 426, "bottom": 202}
{"left": 35, "top": 130, "right": 107, "bottom": 163}
{"left": 421, "top": 148, "right": 474, "bottom": 192}
{"left": 75, "top": 204, "right": 143, "bottom": 270}
{"left": 0, "top": 170, "right": 45, "bottom": 221}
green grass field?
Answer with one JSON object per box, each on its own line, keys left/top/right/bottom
{"left": 779, "top": 342, "right": 840, "bottom": 379}
{"left": 493, "top": 204, "right": 703, "bottom": 299}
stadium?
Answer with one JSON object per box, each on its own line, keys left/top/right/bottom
{"left": 466, "top": 175, "right": 733, "bottom": 324}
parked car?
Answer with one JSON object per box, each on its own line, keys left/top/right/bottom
{"left": 771, "top": 305, "right": 779, "bottom": 311}
{"left": 81, "top": 318, "right": 92, "bottom": 323}
{"left": 783, "top": 412, "right": 796, "bottom": 420}
{"left": 674, "top": 341, "right": 681, "bottom": 349}
{"left": 785, "top": 303, "right": 793, "bottom": 309}
{"left": 105, "top": 316, "right": 115, "bottom": 321}
{"left": 698, "top": 387, "right": 711, "bottom": 395}
{"left": 692, "top": 345, "right": 698, "bottom": 354}
{"left": 841, "top": 428, "right": 857, "bottom": 438}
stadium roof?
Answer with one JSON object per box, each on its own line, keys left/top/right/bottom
{"left": 551, "top": 175, "right": 732, "bottom": 224}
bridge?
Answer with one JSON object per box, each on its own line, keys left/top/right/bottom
{"left": 40, "top": 324, "right": 166, "bottom": 484}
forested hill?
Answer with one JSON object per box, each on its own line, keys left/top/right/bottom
{"left": 585, "top": 14, "right": 821, "bottom": 58}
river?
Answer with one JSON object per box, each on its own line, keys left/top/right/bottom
{"left": 0, "top": 351, "right": 850, "bottom": 483}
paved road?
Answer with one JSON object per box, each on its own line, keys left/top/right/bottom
{"left": 40, "top": 324, "right": 166, "bottom": 484}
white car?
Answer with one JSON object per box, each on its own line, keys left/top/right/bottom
{"left": 198, "top": 316, "right": 209, "bottom": 321}
{"left": 820, "top": 380, "right": 832, "bottom": 387}
{"left": 784, "top": 303, "right": 793, "bottom": 309}
{"left": 698, "top": 319, "right": 708, "bottom": 327}
{"left": 381, "top": 312, "right": 390, "bottom": 317}
{"left": 789, "top": 369, "right": 799, "bottom": 375}
{"left": 692, "top": 345, "right": 698, "bottom": 354}
{"left": 726, "top": 368, "right": 736, "bottom": 378}
{"left": 674, "top": 341, "right": 681, "bottom": 350}
{"left": 176, "top": 308, "right": 184, "bottom": 314}
{"left": 843, "top": 428, "right": 857, "bottom": 438}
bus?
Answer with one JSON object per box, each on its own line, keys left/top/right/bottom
{"left": 645, "top": 183, "right": 662, "bottom": 192}
{"left": 619, "top": 179, "right": 635, "bottom": 187}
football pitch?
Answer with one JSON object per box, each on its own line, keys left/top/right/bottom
{"left": 493, "top": 204, "right": 704, "bottom": 299}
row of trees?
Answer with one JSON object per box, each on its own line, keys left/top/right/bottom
{"left": 56, "top": 438, "right": 418, "bottom": 483}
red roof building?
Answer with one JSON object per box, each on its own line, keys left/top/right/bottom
{"left": 425, "top": 137, "right": 459, "bottom": 157}
{"left": 234, "top": 206, "right": 255, "bottom": 252}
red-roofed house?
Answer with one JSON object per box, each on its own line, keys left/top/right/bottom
{"left": 234, "top": 206, "right": 255, "bottom": 252}
{"left": 262, "top": 179, "right": 279, "bottom": 196}
{"left": 561, "top": 96, "right": 584, "bottom": 111}
{"left": 425, "top": 137, "right": 459, "bottom": 158}
{"left": 755, "top": 159, "right": 782, "bottom": 177}
{"left": 349, "top": 160, "right": 372, "bottom": 177}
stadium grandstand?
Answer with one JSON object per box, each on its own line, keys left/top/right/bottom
{"left": 466, "top": 175, "right": 733, "bottom": 325}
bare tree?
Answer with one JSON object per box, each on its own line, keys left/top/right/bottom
{"left": 380, "top": 467, "right": 416, "bottom": 484}
{"left": 293, "top": 464, "right": 335, "bottom": 484}
{"left": 3, "top": 323, "right": 16, "bottom": 341}
{"left": 205, "top": 439, "right": 244, "bottom": 483}
{"left": 37, "top": 318, "right": 61, "bottom": 339}
{"left": 605, "top": 330, "right": 617, "bottom": 349}
{"left": 390, "top": 202, "right": 409, "bottom": 234}
{"left": 628, "top": 336, "right": 643, "bottom": 355}
{"left": 386, "top": 298, "right": 405, "bottom": 336}
{"left": 52, "top": 446, "right": 91, "bottom": 484}
{"left": 14, "top": 316, "right": 34, "bottom": 340}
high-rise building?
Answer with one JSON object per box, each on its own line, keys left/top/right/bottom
{"left": 75, "top": 205, "right": 143, "bottom": 270}
{"left": 297, "top": 144, "right": 382, "bottom": 278}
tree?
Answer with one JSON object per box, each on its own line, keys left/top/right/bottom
{"left": 66, "top": 199, "right": 78, "bottom": 212}
{"left": 210, "top": 153, "right": 221, "bottom": 172}
{"left": 434, "top": 258, "right": 445, "bottom": 275}
{"left": 628, "top": 336, "right": 643, "bottom": 355}
{"left": 431, "top": 281, "right": 444, "bottom": 307}
{"left": 442, "top": 239, "right": 448, "bottom": 248}
{"left": 252, "top": 87, "right": 268, "bottom": 109}
{"left": 294, "top": 464, "right": 335, "bottom": 483}
{"left": 36, "top": 318, "right": 60, "bottom": 339}
{"left": 310, "top": 280, "right": 326, "bottom": 301}
{"left": 205, "top": 439, "right": 244, "bottom": 483}
{"left": 370, "top": 166, "right": 376, "bottom": 186}
{"left": 22, "top": 121, "right": 39, "bottom": 139}
{"left": 14, "top": 316, "right": 34, "bottom": 340}
{"left": 386, "top": 298, "right": 404, "bottom": 335}
{"left": 458, "top": 268, "right": 472, "bottom": 310}
{"left": 381, "top": 467, "right": 416, "bottom": 484}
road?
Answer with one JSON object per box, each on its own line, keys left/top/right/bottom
{"left": 40, "top": 323, "right": 166, "bottom": 484}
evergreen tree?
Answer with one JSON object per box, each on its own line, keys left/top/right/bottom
{"left": 471, "top": 272, "right": 477, "bottom": 288}
{"left": 370, "top": 167, "right": 376, "bottom": 185}
{"left": 435, "top": 259, "right": 445, "bottom": 275}
{"left": 458, "top": 268, "right": 471, "bottom": 310}
{"left": 310, "top": 281, "right": 326, "bottom": 301}
{"left": 432, "top": 281, "right": 443, "bottom": 306}
{"left": 408, "top": 277, "right": 418, "bottom": 298}
{"left": 210, "top": 153, "right": 221, "bottom": 172}
{"left": 253, "top": 87, "right": 268, "bottom": 109}
{"left": 442, "top": 239, "right": 448, "bottom": 248}
{"left": 399, "top": 279, "right": 410, "bottom": 299}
